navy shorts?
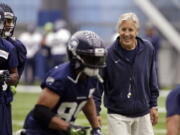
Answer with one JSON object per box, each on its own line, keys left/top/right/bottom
{"left": 166, "top": 86, "right": 180, "bottom": 117}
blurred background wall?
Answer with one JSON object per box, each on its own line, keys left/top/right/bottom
{"left": 2, "top": 0, "right": 180, "bottom": 88}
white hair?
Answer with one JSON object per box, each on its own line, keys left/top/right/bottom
{"left": 116, "top": 12, "right": 140, "bottom": 31}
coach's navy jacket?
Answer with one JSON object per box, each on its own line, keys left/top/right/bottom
{"left": 94, "top": 36, "right": 159, "bottom": 117}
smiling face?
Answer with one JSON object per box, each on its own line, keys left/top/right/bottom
{"left": 118, "top": 19, "right": 138, "bottom": 50}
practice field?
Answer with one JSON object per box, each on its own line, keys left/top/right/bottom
{"left": 12, "top": 91, "right": 167, "bottom": 135}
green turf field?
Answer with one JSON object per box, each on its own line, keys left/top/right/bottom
{"left": 12, "top": 92, "right": 167, "bottom": 135}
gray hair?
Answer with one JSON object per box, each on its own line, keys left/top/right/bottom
{"left": 116, "top": 12, "right": 140, "bottom": 31}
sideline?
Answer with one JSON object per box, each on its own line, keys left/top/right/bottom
{"left": 16, "top": 85, "right": 41, "bottom": 93}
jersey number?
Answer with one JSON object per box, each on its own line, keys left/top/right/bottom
{"left": 57, "top": 101, "right": 87, "bottom": 122}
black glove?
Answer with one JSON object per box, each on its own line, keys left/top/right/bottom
{"left": 68, "top": 124, "right": 90, "bottom": 135}
{"left": 90, "top": 128, "right": 104, "bottom": 135}
{"left": 0, "top": 70, "right": 10, "bottom": 83}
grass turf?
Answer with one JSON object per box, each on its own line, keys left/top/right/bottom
{"left": 12, "top": 92, "right": 166, "bottom": 135}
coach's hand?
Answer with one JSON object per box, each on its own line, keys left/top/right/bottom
{"left": 68, "top": 124, "right": 90, "bottom": 135}
{"left": 150, "top": 107, "right": 158, "bottom": 125}
{"left": 90, "top": 127, "right": 104, "bottom": 135}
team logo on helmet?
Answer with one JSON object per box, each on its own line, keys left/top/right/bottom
{"left": 46, "top": 76, "right": 55, "bottom": 84}
{"left": 68, "top": 39, "right": 79, "bottom": 52}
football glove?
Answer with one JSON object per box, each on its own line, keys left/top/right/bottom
{"left": 0, "top": 70, "right": 10, "bottom": 83}
{"left": 90, "top": 128, "right": 104, "bottom": 135}
{"left": 11, "top": 85, "right": 17, "bottom": 95}
{"left": 68, "top": 124, "right": 90, "bottom": 135}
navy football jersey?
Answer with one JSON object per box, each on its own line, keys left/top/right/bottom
{"left": 7, "top": 37, "right": 27, "bottom": 78}
{"left": 24, "top": 62, "right": 98, "bottom": 132}
{"left": 166, "top": 85, "right": 180, "bottom": 117}
{"left": 0, "top": 37, "right": 18, "bottom": 103}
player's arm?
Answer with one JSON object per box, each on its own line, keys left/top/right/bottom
{"left": 8, "top": 67, "right": 19, "bottom": 85}
{"left": 0, "top": 68, "right": 19, "bottom": 85}
{"left": 82, "top": 97, "right": 100, "bottom": 128}
{"left": 166, "top": 115, "right": 180, "bottom": 135}
{"left": 93, "top": 81, "right": 105, "bottom": 126}
{"left": 5, "top": 41, "right": 20, "bottom": 85}
{"left": 33, "top": 88, "right": 88, "bottom": 135}
{"left": 83, "top": 97, "right": 104, "bottom": 135}
{"left": 33, "top": 87, "right": 69, "bottom": 131}
{"left": 93, "top": 83, "right": 103, "bottom": 114}
{"left": 15, "top": 39, "right": 27, "bottom": 79}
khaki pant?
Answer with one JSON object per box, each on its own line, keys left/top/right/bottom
{"left": 107, "top": 113, "right": 154, "bottom": 135}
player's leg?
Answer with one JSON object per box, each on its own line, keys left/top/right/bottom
{"left": 166, "top": 115, "right": 180, "bottom": 135}
{"left": 0, "top": 103, "right": 5, "bottom": 135}
{"left": 107, "top": 113, "right": 133, "bottom": 135}
{"left": 6, "top": 103, "right": 13, "bottom": 135}
{"left": 0, "top": 103, "right": 12, "bottom": 135}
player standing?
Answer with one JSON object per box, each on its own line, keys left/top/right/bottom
{"left": 0, "top": 3, "right": 27, "bottom": 93}
{"left": 0, "top": 7, "right": 19, "bottom": 135}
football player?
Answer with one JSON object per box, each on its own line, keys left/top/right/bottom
{"left": 0, "top": 7, "right": 19, "bottom": 135}
{"left": 0, "top": 3, "right": 27, "bottom": 94}
{"left": 166, "top": 85, "right": 180, "bottom": 135}
{"left": 18, "top": 30, "right": 106, "bottom": 135}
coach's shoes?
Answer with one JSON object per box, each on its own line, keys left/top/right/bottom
{"left": 90, "top": 127, "right": 104, "bottom": 135}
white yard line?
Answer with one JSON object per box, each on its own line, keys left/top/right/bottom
{"left": 16, "top": 85, "right": 41, "bottom": 93}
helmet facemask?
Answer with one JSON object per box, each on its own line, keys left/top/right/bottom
{"left": 79, "top": 49, "right": 106, "bottom": 83}
{"left": 83, "top": 67, "right": 99, "bottom": 77}
{"left": 3, "top": 11, "right": 16, "bottom": 37}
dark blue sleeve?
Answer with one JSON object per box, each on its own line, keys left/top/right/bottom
{"left": 8, "top": 46, "right": 18, "bottom": 69}
{"left": 14, "top": 39, "right": 27, "bottom": 64}
{"left": 17, "top": 62, "right": 26, "bottom": 78}
{"left": 40, "top": 69, "right": 65, "bottom": 96}
{"left": 13, "top": 39, "right": 27, "bottom": 77}
{"left": 166, "top": 87, "right": 180, "bottom": 117}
